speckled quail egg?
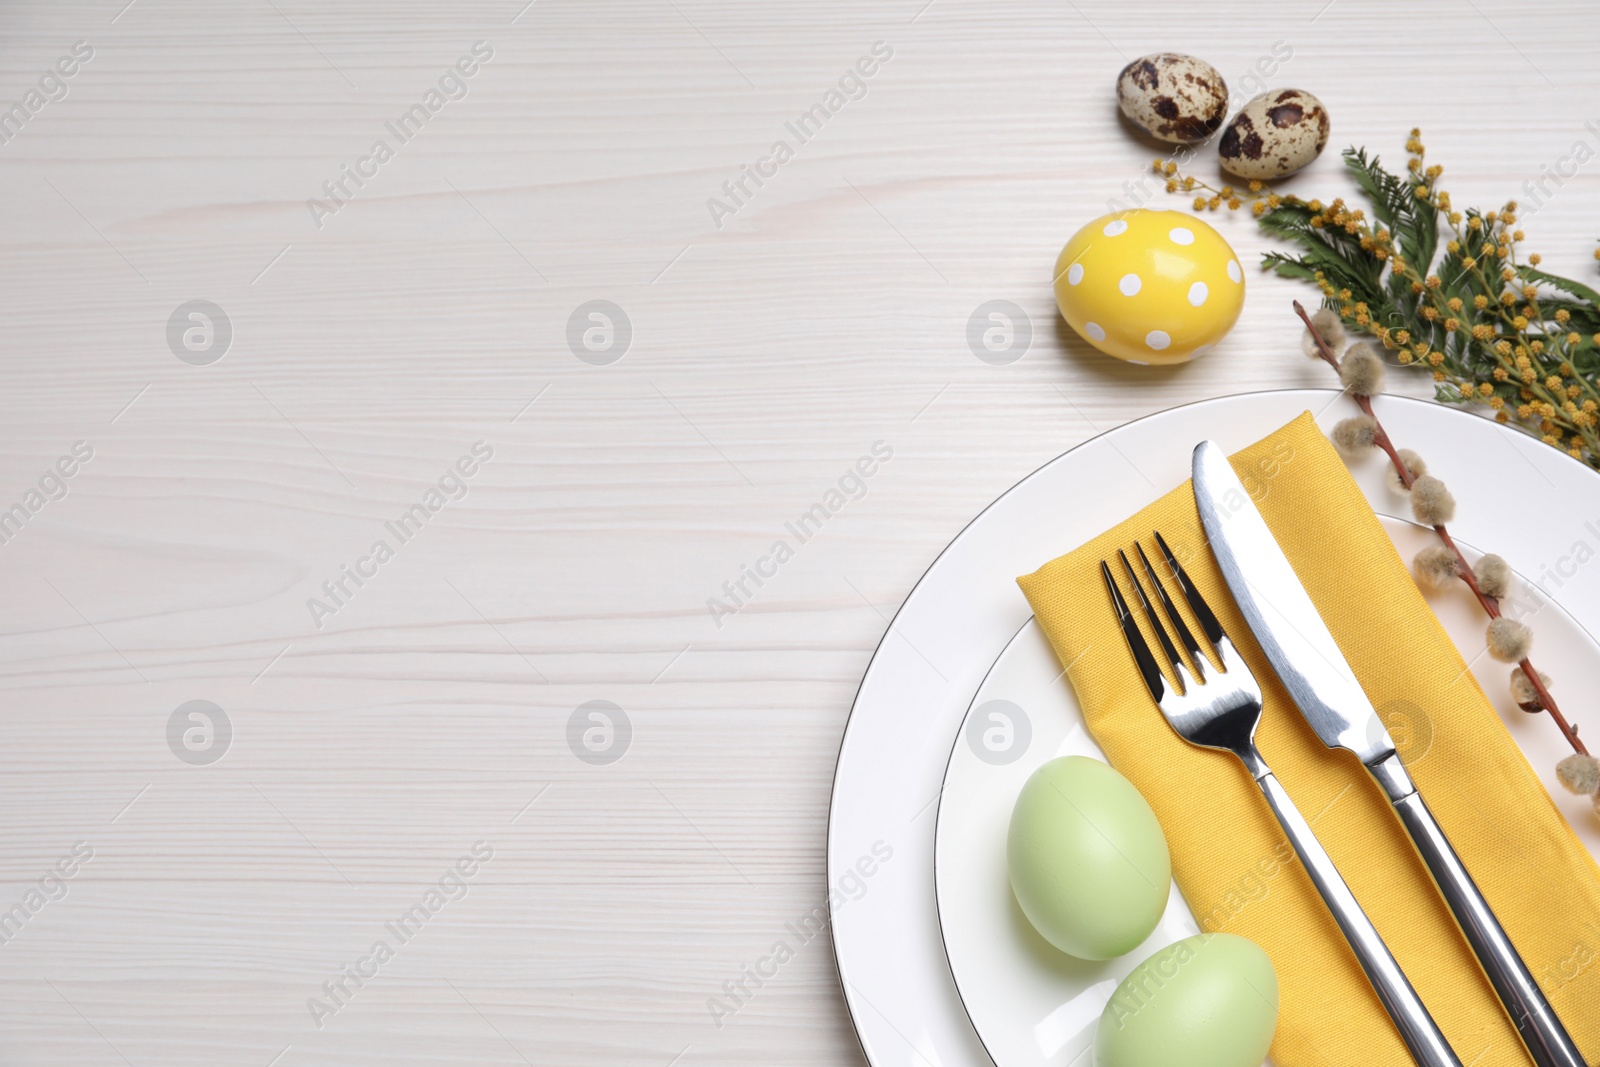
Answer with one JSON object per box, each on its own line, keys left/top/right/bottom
{"left": 1116, "top": 53, "right": 1229, "bottom": 144}
{"left": 1218, "top": 89, "right": 1330, "bottom": 179}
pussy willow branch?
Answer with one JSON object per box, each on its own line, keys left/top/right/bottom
{"left": 1295, "top": 300, "right": 1588, "bottom": 756}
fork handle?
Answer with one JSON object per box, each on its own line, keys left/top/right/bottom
{"left": 1246, "top": 756, "right": 1464, "bottom": 1067}
{"left": 1369, "top": 754, "right": 1587, "bottom": 1067}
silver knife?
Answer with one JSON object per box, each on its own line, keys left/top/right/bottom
{"left": 1192, "top": 439, "right": 1585, "bottom": 1067}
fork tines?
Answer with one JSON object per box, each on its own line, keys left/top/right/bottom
{"left": 1101, "top": 531, "right": 1226, "bottom": 702}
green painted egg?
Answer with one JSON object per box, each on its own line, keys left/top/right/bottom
{"left": 1095, "top": 932, "right": 1279, "bottom": 1067}
{"left": 1006, "top": 755, "right": 1170, "bottom": 959}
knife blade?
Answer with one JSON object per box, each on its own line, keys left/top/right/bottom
{"left": 1190, "top": 437, "right": 1586, "bottom": 1067}
{"left": 1190, "top": 439, "right": 1394, "bottom": 765}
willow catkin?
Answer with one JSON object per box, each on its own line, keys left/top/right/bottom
{"left": 1476, "top": 553, "right": 1512, "bottom": 598}
{"left": 1338, "top": 342, "right": 1386, "bottom": 396}
{"left": 1510, "top": 666, "right": 1552, "bottom": 711}
{"left": 1330, "top": 416, "right": 1378, "bottom": 456}
{"left": 1385, "top": 448, "right": 1427, "bottom": 494}
{"left": 1487, "top": 617, "right": 1533, "bottom": 662}
{"left": 1411, "top": 475, "right": 1456, "bottom": 525}
{"left": 1302, "top": 307, "right": 1346, "bottom": 358}
{"left": 1411, "top": 545, "right": 1459, "bottom": 593}
{"left": 1556, "top": 753, "right": 1600, "bottom": 795}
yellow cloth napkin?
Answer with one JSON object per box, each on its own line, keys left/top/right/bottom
{"left": 1017, "top": 411, "right": 1600, "bottom": 1067}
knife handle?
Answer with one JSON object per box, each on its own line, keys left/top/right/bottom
{"left": 1247, "top": 755, "right": 1463, "bottom": 1067}
{"left": 1374, "top": 756, "right": 1587, "bottom": 1067}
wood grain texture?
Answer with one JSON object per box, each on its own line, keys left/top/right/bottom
{"left": 0, "top": 0, "right": 1598, "bottom": 1063}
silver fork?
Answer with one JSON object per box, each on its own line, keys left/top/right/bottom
{"left": 1103, "top": 533, "right": 1463, "bottom": 1067}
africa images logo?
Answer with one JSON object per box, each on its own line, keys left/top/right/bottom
{"left": 306, "top": 42, "right": 494, "bottom": 229}
{"left": 705, "top": 42, "right": 894, "bottom": 229}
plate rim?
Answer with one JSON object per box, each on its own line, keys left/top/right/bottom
{"left": 931, "top": 612, "right": 1042, "bottom": 1067}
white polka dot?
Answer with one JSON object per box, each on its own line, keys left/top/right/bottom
{"left": 1188, "top": 281, "right": 1209, "bottom": 307}
{"left": 1227, "top": 259, "right": 1242, "bottom": 283}
{"left": 1119, "top": 273, "right": 1142, "bottom": 296}
{"left": 1191, "top": 343, "right": 1212, "bottom": 358}
{"left": 1169, "top": 227, "right": 1195, "bottom": 245}
{"left": 1145, "top": 330, "right": 1171, "bottom": 350}
{"left": 1103, "top": 219, "right": 1129, "bottom": 236}
{"left": 1066, "top": 262, "right": 1084, "bottom": 286}
{"left": 1084, "top": 321, "right": 1106, "bottom": 341}
{"left": 1126, "top": 359, "right": 1149, "bottom": 366}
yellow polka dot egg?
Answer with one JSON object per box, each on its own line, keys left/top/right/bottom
{"left": 1053, "top": 209, "right": 1244, "bottom": 365}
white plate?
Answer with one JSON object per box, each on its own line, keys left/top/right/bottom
{"left": 933, "top": 518, "right": 1600, "bottom": 1067}
{"left": 828, "top": 389, "right": 1600, "bottom": 1067}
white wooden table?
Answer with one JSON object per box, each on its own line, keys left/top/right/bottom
{"left": 2, "top": 2, "right": 1597, "bottom": 1063}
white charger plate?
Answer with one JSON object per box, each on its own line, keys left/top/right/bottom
{"left": 828, "top": 390, "right": 1600, "bottom": 1067}
{"left": 934, "top": 518, "right": 1600, "bottom": 1067}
